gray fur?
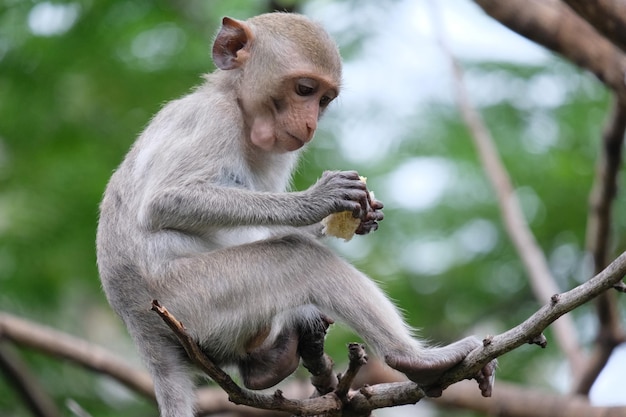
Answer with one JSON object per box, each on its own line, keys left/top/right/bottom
{"left": 97, "top": 13, "right": 493, "bottom": 417}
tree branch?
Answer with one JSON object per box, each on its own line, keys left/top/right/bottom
{"left": 335, "top": 343, "right": 368, "bottom": 399}
{"left": 430, "top": 0, "right": 584, "bottom": 372}
{"left": 473, "top": 0, "right": 626, "bottom": 101}
{"left": 586, "top": 97, "right": 626, "bottom": 281}
{"left": 354, "top": 358, "right": 626, "bottom": 417}
{"left": 0, "top": 312, "right": 155, "bottom": 400}
{"left": 0, "top": 343, "right": 61, "bottom": 417}
{"left": 436, "top": 250, "right": 626, "bottom": 392}
{"left": 435, "top": 379, "right": 626, "bottom": 417}
{"left": 562, "top": 0, "right": 626, "bottom": 54}
{"left": 573, "top": 97, "right": 626, "bottom": 394}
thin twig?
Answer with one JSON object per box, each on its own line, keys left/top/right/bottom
{"left": 150, "top": 301, "right": 243, "bottom": 394}
{"left": 428, "top": 0, "right": 584, "bottom": 372}
{"left": 335, "top": 343, "right": 368, "bottom": 398}
{"left": 151, "top": 300, "right": 343, "bottom": 416}
{"left": 585, "top": 98, "right": 626, "bottom": 290}
{"left": 66, "top": 399, "right": 95, "bottom": 417}
{"left": 436, "top": 250, "right": 626, "bottom": 391}
{"left": 0, "top": 343, "right": 61, "bottom": 417}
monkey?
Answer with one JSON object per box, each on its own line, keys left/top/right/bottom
{"left": 96, "top": 12, "right": 496, "bottom": 417}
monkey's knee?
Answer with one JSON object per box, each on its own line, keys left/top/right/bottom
{"left": 239, "top": 330, "right": 301, "bottom": 390}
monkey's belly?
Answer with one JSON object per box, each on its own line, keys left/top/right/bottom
{"left": 212, "top": 226, "right": 273, "bottom": 247}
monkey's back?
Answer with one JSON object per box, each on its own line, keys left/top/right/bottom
{"left": 95, "top": 80, "right": 294, "bottom": 327}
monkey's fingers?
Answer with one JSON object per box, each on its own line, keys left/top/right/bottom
{"left": 357, "top": 194, "right": 370, "bottom": 220}
{"left": 355, "top": 203, "right": 383, "bottom": 235}
{"left": 338, "top": 169, "right": 363, "bottom": 181}
{"left": 365, "top": 208, "right": 384, "bottom": 222}
{"left": 370, "top": 198, "right": 384, "bottom": 210}
{"left": 351, "top": 204, "right": 364, "bottom": 220}
{"left": 355, "top": 220, "right": 378, "bottom": 235}
{"left": 366, "top": 191, "right": 383, "bottom": 210}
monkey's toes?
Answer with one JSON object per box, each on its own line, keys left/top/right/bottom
{"left": 384, "top": 354, "right": 448, "bottom": 386}
{"left": 475, "top": 359, "right": 497, "bottom": 397}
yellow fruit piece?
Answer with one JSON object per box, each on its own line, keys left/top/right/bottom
{"left": 321, "top": 176, "right": 367, "bottom": 242}
{"left": 321, "top": 210, "right": 361, "bottom": 241}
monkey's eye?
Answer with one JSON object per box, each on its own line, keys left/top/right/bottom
{"left": 295, "top": 78, "right": 318, "bottom": 96}
{"left": 296, "top": 84, "right": 315, "bottom": 96}
{"left": 319, "top": 95, "right": 333, "bottom": 107}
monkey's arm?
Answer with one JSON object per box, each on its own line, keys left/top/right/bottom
{"left": 140, "top": 171, "right": 368, "bottom": 234}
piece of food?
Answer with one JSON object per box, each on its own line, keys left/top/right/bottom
{"left": 322, "top": 176, "right": 369, "bottom": 241}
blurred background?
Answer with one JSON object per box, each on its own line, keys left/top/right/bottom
{"left": 1, "top": 0, "right": 624, "bottom": 416}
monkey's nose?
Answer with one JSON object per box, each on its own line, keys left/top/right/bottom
{"left": 305, "top": 121, "right": 316, "bottom": 142}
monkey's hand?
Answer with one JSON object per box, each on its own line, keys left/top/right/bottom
{"left": 310, "top": 170, "right": 368, "bottom": 216}
{"left": 310, "top": 171, "right": 366, "bottom": 241}
{"left": 318, "top": 173, "right": 382, "bottom": 241}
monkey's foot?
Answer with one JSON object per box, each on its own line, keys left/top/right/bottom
{"left": 385, "top": 336, "right": 496, "bottom": 397}
{"left": 239, "top": 331, "right": 301, "bottom": 390}
{"left": 298, "top": 313, "right": 337, "bottom": 395}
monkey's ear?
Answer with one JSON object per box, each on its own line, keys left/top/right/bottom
{"left": 212, "top": 17, "right": 253, "bottom": 70}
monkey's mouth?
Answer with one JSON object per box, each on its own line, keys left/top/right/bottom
{"left": 285, "top": 133, "right": 306, "bottom": 151}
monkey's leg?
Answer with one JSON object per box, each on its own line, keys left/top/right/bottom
{"left": 125, "top": 316, "right": 197, "bottom": 417}
{"left": 160, "top": 234, "right": 495, "bottom": 396}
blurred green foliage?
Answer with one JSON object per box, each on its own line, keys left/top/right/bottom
{"left": 0, "top": 0, "right": 623, "bottom": 416}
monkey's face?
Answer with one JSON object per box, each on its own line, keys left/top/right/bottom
{"left": 243, "top": 72, "right": 339, "bottom": 154}
{"left": 211, "top": 15, "right": 342, "bottom": 154}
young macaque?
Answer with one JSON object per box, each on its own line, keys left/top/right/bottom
{"left": 96, "top": 12, "right": 495, "bottom": 417}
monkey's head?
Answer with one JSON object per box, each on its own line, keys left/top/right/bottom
{"left": 212, "top": 13, "right": 342, "bottom": 154}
